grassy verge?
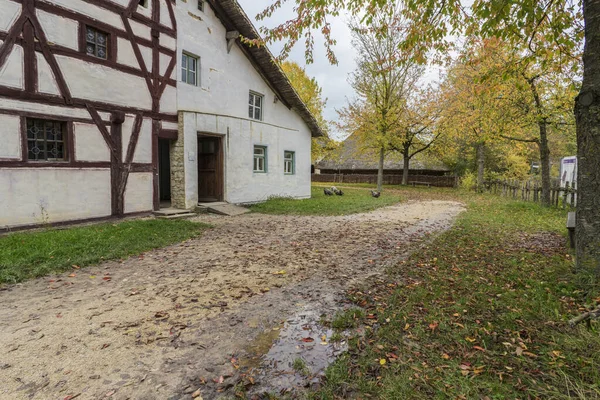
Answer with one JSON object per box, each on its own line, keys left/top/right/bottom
{"left": 310, "top": 194, "right": 600, "bottom": 399}
{"left": 0, "top": 218, "right": 210, "bottom": 284}
{"left": 249, "top": 186, "right": 400, "bottom": 216}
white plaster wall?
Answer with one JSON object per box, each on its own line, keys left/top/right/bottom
{"left": 36, "top": 9, "right": 79, "bottom": 50}
{"left": 51, "top": 0, "right": 124, "bottom": 30}
{"left": 0, "top": 115, "right": 21, "bottom": 160}
{"left": 37, "top": 53, "right": 61, "bottom": 95}
{"left": 180, "top": 112, "right": 311, "bottom": 206}
{"left": 130, "top": 19, "right": 151, "bottom": 41}
{"left": 160, "top": 85, "right": 177, "bottom": 114}
{"left": 160, "top": 34, "right": 176, "bottom": 50}
{"left": 0, "top": 43, "right": 23, "bottom": 89}
{"left": 121, "top": 116, "right": 152, "bottom": 163}
{"left": 175, "top": 3, "right": 308, "bottom": 129}
{"left": 74, "top": 123, "right": 110, "bottom": 162}
{"left": 57, "top": 56, "right": 152, "bottom": 108}
{"left": 124, "top": 172, "right": 153, "bottom": 213}
{"left": 175, "top": 4, "right": 313, "bottom": 206}
{"left": 0, "top": 0, "right": 21, "bottom": 31}
{"left": 159, "top": 1, "right": 172, "bottom": 29}
{"left": 0, "top": 98, "right": 111, "bottom": 121}
{"left": 116, "top": 38, "right": 153, "bottom": 72}
{"left": 0, "top": 169, "right": 111, "bottom": 227}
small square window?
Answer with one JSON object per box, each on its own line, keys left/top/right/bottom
{"left": 139, "top": 0, "right": 148, "bottom": 8}
{"left": 249, "top": 92, "right": 263, "bottom": 121}
{"left": 85, "top": 26, "right": 109, "bottom": 60}
{"left": 182, "top": 52, "right": 199, "bottom": 86}
{"left": 254, "top": 145, "right": 267, "bottom": 173}
{"left": 26, "top": 118, "right": 67, "bottom": 162}
{"left": 284, "top": 151, "right": 295, "bottom": 175}
{"left": 198, "top": 0, "right": 204, "bottom": 11}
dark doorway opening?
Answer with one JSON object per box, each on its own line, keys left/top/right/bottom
{"left": 197, "top": 135, "right": 223, "bottom": 202}
{"left": 158, "top": 138, "right": 171, "bottom": 207}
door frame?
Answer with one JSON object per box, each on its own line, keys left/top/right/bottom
{"left": 197, "top": 132, "right": 224, "bottom": 202}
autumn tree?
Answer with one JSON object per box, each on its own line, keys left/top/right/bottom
{"left": 254, "top": 0, "right": 599, "bottom": 279}
{"left": 338, "top": 7, "right": 423, "bottom": 192}
{"left": 389, "top": 87, "right": 442, "bottom": 185}
{"left": 280, "top": 61, "right": 337, "bottom": 163}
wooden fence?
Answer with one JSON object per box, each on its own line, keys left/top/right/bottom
{"left": 312, "top": 174, "right": 458, "bottom": 188}
{"left": 483, "top": 179, "right": 577, "bottom": 208}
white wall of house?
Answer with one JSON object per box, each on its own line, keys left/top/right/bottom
{"left": 0, "top": 0, "right": 176, "bottom": 228}
{"left": 175, "top": 1, "right": 312, "bottom": 206}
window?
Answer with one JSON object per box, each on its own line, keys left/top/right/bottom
{"left": 182, "top": 53, "right": 198, "bottom": 86}
{"left": 138, "top": 0, "right": 148, "bottom": 8}
{"left": 197, "top": 0, "right": 204, "bottom": 11}
{"left": 284, "top": 151, "right": 295, "bottom": 175}
{"left": 26, "top": 119, "right": 67, "bottom": 161}
{"left": 253, "top": 146, "right": 267, "bottom": 173}
{"left": 249, "top": 92, "right": 263, "bottom": 121}
{"left": 85, "top": 26, "right": 109, "bottom": 60}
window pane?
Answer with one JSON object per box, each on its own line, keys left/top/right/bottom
{"left": 86, "top": 44, "right": 95, "bottom": 56}
{"left": 248, "top": 106, "right": 254, "bottom": 119}
{"left": 182, "top": 54, "right": 187, "bottom": 67}
{"left": 255, "top": 96, "right": 262, "bottom": 108}
{"left": 189, "top": 58, "right": 196, "bottom": 72}
{"left": 188, "top": 70, "right": 195, "bottom": 85}
{"left": 181, "top": 67, "right": 187, "bottom": 83}
{"left": 258, "top": 158, "right": 264, "bottom": 171}
{"left": 254, "top": 147, "right": 264, "bottom": 155}
{"left": 249, "top": 93, "right": 254, "bottom": 106}
{"left": 97, "top": 46, "right": 107, "bottom": 59}
{"left": 254, "top": 108, "right": 261, "bottom": 120}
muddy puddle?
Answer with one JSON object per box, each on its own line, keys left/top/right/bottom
{"left": 241, "top": 305, "right": 348, "bottom": 397}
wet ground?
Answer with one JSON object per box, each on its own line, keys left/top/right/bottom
{"left": 0, "top": 200, "right": 464, "bottom": 399}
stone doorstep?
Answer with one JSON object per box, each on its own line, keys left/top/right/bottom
{"left": 197, "top": 202, "right": 251, "bottom": 217}
{"left": 156, "top": 213, "right": 197, "bottom": 220}
{"left": 153, "top": 208, "right": 196, "bottom": 217}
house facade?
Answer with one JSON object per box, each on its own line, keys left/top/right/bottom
{"left": 0, "top": 0, "right": 321, "bottom": 229}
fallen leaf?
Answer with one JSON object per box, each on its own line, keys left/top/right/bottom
{"left": 442, "top": 353, "right": 451, "bottom": 360}
{"left": 515, "top": 347, "right": 524, "bottom": 356}
{"left": 465, "top": 337, "right": 476, "bottom": 343}
{"left": 473, "top": 346, "right": 486, "bottom": 352}
{"left": 68, "top": 274, "right": 76, "bottom": 278}
{"left": 301, "top": 337, "right": 314, "bottom": 343}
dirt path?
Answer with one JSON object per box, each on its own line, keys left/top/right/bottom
{"left": 0, "top": 200, "right": 464, "bottom": 400}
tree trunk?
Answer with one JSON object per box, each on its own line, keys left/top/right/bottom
{"left": 476, "top": 142, "right": 485, "bottom": 190}
{"left": 574, "top": 0, "right": 600, "bottom": 280}
{"left": 377, "top": 147, "right": 385, "bottom": 192}
{"left": 402, "top": 147, "right": 410, "bottom": 185}
{"left": 538, "top": 120, "right": 552, "bottom": 206}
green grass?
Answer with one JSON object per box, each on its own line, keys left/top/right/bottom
{"left": 308, "top": 191, "right": 600, "bottom": 400}
{"left": 249, "top": 186, "right": 400, "bottom": 216}
{"left": 0, "top": 219, "right": 210, "bottom": 284}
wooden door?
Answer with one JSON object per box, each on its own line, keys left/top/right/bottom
{"left": 197, "top": 136, "right": 223, "bottom": 202}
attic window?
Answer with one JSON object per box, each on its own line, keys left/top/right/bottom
{"left": 198, "top": 0, "right": 204, "bottom": 11}
{"left": 139, "top": 0, "right": 148, "bottom": 8}
{"left": 249, "top": 92, "right": 263, "bottom": 121}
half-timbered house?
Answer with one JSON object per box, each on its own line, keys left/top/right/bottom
{"left": 0, "top": 0, "right": 322, "bottom": 229}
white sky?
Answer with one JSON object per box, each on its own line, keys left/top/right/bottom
{"left": 236, "top": 1, "right": 443, "bottom": 140}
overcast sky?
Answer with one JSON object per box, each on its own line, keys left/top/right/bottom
{"left": 236, "top": 1, "right": 357, "bottom": 140}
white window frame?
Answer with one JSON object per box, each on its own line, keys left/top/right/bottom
{"left": 182, "top": 52, "right": 199, "bottom": 86}
{"left": 249, "top": 92, "right": 263, "bottom": 121}
{"left": 254, "top": 145, "right": 267, "bottom": 173}
{"left": 197, "top": 0, "right": 204, "bottom": 11}
{"left": 284, "top": 151, "right": 295, "bottom": 175}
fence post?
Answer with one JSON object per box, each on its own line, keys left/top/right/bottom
{"left": 562, "top": 182, "right": 569, "bottom": 209}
